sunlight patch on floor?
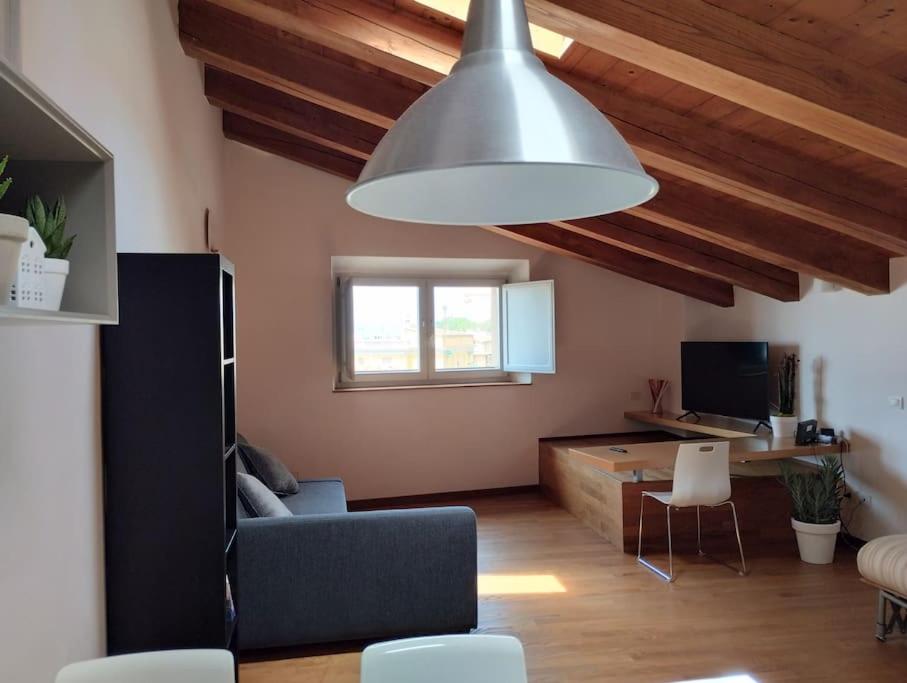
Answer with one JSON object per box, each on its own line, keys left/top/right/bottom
{"left": 671, "top": 676, "right": 759, "bottom": 683}
{"left": 477, "top": 573, "right": 566, "bottom": 595}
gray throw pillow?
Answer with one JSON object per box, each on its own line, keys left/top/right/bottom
{"left": 238, "top": 440, "right": 300, "bottom": 496}
{"left": 236, "top": 473, "right": 292, "bottom": 518}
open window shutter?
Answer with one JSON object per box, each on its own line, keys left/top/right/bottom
{"left": 339, "top": 278, "right": 354, "bottom": 379}
{"left": 502, "top": 280, "right": 555, "bottom": 374}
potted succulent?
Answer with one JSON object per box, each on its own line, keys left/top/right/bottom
{"left": 26, "top": 194, "right": 76, "bottom": 311}
{"left": 770, "top": 353, "right": 798, "bottom": 436}
{"left": 780, "top": 456, "right": 844, "bottom": 564}
{"left": 0, "top": 155, "right": 28, "bottom": 300}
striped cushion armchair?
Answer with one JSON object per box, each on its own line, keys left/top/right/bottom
{"left": 857, "top": 534, "right": 907, "bottom": 642}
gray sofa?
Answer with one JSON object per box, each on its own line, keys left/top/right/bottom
{"left": 236, "top": 468, "right": 478, "bottom": 652}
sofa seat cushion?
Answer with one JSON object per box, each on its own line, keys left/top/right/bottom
{"left": 282, "top": 478, "right": 348, "bottom": 516}
{"left": 858, "top": 534, "right": 907, "bottom": 598}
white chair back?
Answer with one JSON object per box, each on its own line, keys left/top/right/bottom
{"left": 55, "top": 649, "right": 234, "bottom": 683}
{"left": 669, "top": 441, "right": 732, "bottom": 507}
{"left": 361, "top": 635, "right": 528, "bottom": 683}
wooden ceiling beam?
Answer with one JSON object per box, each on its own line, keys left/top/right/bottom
{"left": 565, "top": 78, "right": 907, "bottom": 256}
{"left": 205, "top": 0, "right": 457, "bottom": 83}
{"left": 222, "top": 112, "right": 734, "bottom": 306}
{"left": 187, "top": 0, "right": 907, "bottom": 254}
{"left": 526, "top": 0, "right": 907, "bottom": 167}
{"left": 488, "top": 224, "right": 735, "bottom": 307}
{"left": 179, "top": 0, "right": 424, "bottom": 127}
{"left": 223, "top": 111, "right": 365, "bottom": 180}
{"left": 207, "top": 66, "right": 384, "bottom": 160}
{"left": 208, "top": 68, "right": 799, "bottom": 301}
{"left": 632, "top": 173, "right": 891, "bottom": 295}
{"left": 556, "top": 215, "right": 799, "bottom": 302}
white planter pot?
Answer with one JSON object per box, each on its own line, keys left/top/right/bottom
{"left": 791, "top": 518, "right": 841, "bottom": 564}
{"left": 770, "top": 414, "right": 799, "bottom": 437}
{"left": 0, "top": 214, "right": 28, "bottom": 300}
{"left": 41, "top": 257, "right": 69, "bottom": 311}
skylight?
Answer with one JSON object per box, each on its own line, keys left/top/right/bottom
{"left": 414, "top": 0, "right": 574, "bottom": 59}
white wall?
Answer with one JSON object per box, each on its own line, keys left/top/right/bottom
{"left": 224, "top": 141, "right": 685, "bottom": 500}
{"left": 685, "top": 263, "right": 907, "bottom": 539}
{"left": 0, "top": 2, "right": 223, "bottom": 681}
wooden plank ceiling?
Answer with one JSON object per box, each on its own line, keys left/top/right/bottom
{"left": 178, "top": 0, "right": 907, "bottom": 306}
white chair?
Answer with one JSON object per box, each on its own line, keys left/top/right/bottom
{"left": 637, "top": 441, "right": 747, "bottom": 582}
{"left": 55, "top": 649, "right": 234, "bottom": 683}
{"left": 361, "top": 634, "right": 528, "bottom": 683}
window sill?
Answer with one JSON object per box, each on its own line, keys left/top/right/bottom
{"left": 333, "top": 379, "right": 531, "bottom": 393}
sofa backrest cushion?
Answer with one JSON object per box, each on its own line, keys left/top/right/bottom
{"left": 238, "top": 440, "right": 300, "bottom": 496}
{"left": 237, "top": 473, "right": 292, "bottom": 518}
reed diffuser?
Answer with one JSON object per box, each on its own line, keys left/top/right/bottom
{"left": 648, "top": 378, "right": 669, "bottom": 414}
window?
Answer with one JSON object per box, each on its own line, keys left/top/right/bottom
{"left": 433, "top": 285, "right": 500, "bottom": 372}
{"left": 352, "top": 283, "right": 422, "bottom": 375}
{"left": 333, "top": 260, "right": 555, "bottom": 390}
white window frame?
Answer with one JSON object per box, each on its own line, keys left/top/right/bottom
{"left": 336, "top": 275, "right": 509, "bottom": 389}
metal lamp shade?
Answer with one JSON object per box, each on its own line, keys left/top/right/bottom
{"left": 346, "top": 0, "right": 658, "bottom": 225}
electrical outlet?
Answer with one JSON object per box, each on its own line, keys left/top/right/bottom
{"left": 888, "top": 396, "right": 904, "bottom": 410}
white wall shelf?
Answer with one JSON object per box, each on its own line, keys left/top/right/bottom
{"left": 0, "top": 58, "right": 116, "bottom": 324}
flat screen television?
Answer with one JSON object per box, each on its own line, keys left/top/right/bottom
{"left": 681, "top": 341, "right": 770, "bottom": 420}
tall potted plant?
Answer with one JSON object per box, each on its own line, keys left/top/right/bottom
{"left": 780, "top": 456, "right": 844, "bottom": 564}
{"left": 0, "top": 155, "right": 28, "bottom": 299}
{"left": 770, "top": 352, "right": 798, "bottom": 436}
{"left": 25, "top": 194, "right": 76, "bottom": 311}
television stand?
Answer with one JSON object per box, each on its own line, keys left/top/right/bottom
{"left": 753, "top": 420, "right": 772, "bottom": 434}
{"left": 677, "top": 410, "right": 701, "bottom": 422}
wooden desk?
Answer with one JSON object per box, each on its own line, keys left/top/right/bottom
{"left": 540, "top": 432, "right": 843, "bottom": 554}
{"left": 541, "top": 412, "right": 849, "bottom": 554}
{"left": 570, "top": 436, "right": 841, "bottom": 481}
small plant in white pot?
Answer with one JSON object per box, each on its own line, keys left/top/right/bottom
{"left": 770, "top": 353, "right": 798, "bottom": 437}
{"left": 26, "top": 194, "right": 75, "bottom": 311}
{"left": 780, "top": 456, "right": 844, "bottom": 564}
{"left": 0, "top": 155, "right": 29, "bottom": 299}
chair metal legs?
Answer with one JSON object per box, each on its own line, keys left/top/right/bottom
{"left": 638, "top": 494, "right": 675, "bottom": 581}
{"left": 876, "top": 589, "right": 907, "bottom": 642}
{"left": 728, "top": 501, "right": 748, "bottom": 576}
{"left": 638, "top": 496, "right": 748, "bottom": 582}
{"left": 877, "top": 590, "right": 889, "bottom": 642}
{"left": 697, "top": 501, "right": 748, "bottom": 577}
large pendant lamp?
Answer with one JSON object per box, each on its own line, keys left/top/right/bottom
{"left": 345, "top": 0, "right": 658, "bottom": 225}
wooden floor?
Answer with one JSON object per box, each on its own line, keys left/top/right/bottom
{"left": 241, "top": 493, "right": 905, "bottom": 683}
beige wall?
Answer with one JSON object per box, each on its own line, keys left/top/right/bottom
{"left": 226, "top": 140, "right": 907, "bottom": 535}
{"left": 224, "top": 141, "right": 685, "bottom": 500}
{"left": 685, "top": 264, "right": 907, "bottom": 539}
{"left": 0, "top": 2, "right": 223, "bottom": 681}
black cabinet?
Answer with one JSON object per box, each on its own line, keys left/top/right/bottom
{"left": 101, "top": 254, "right": 238, "bottom": 663}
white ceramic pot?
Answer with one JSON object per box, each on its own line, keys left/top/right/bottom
{"left": 0, "top": 214, "right": 28, "bottom": 300}
{"left": 791, "top": 518, "right": 841, "bottom": 564}
{"left": 42, "top": 257, "right": 69, "bottom": 311}
{"left": 770, "top": 414, "right": 799, "bottom": 437}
